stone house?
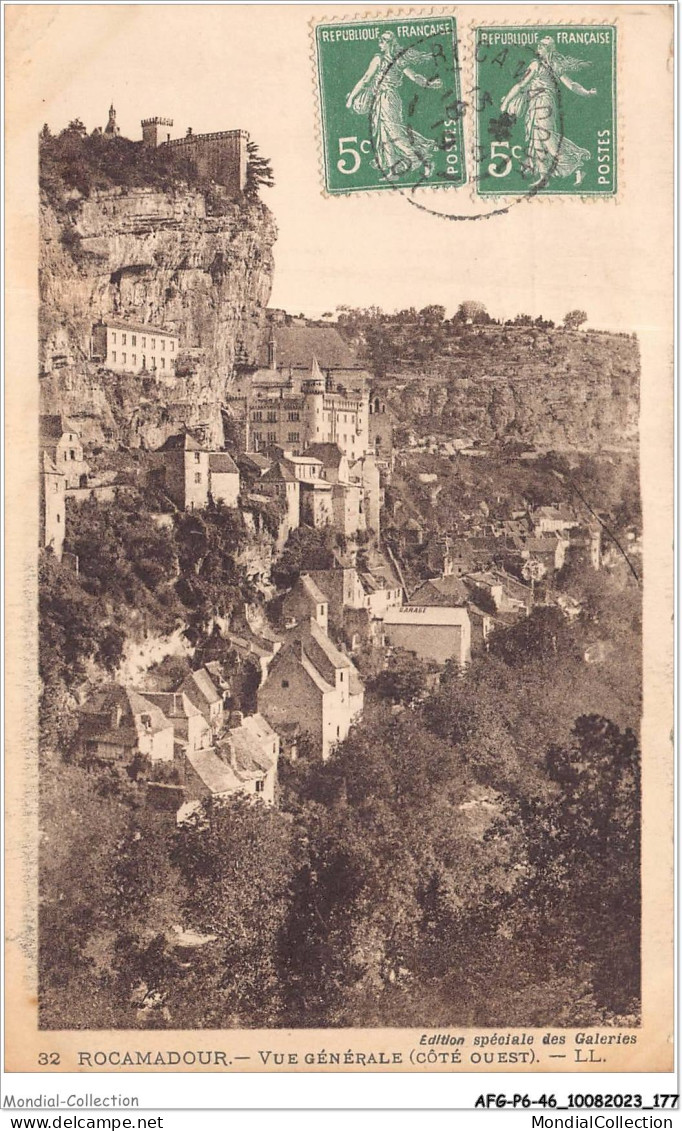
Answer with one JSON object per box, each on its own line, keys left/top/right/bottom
{"left": 139, "top": 691, "right": 211, "bottom": 752}
{"left": 147, "top": 433, "right": 240, "bottom": 511}
{"left": 223, "top": 712, "right": 280, "bottom": 805}
{"left": 260, "top": 461, "right": 301, "bottom": 538}
{"left": 40, "top": 415, "right": 90, "bottom": 489}
{"left": 179, "top": 712, "right": 280, "bottom": 817}
{"left": 147, "top": 432, "right": 210, "bottom": 510}
{"left": 282, "top": 574, "right": 329, "bottom": 634}
{"left": 300, "top": 479, "right": 334, "bottom": 528}
{"left": 532, "top": 506, "right": 578, "bottom": 536}
{"left": 179, "top": 667, "right": 225, "bottom": 729}
{"left": 257, "top": 618, "right": 364, "bottom": 760}
{"left": 208, "top": 452, "right": 240, "bottom": 507}
{"left": 77, "top": 685, "right": 174, "bottom": 764}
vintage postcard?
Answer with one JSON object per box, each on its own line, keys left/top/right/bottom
{"left": 3, "top": 1, "right": 674, "bottom": 1083}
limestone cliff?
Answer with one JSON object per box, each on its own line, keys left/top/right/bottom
{"left": 39, "top": 187, "right": 276, "bottom": 448}
{"left": 389, "top": 326, "right": 639, "bottom": 451}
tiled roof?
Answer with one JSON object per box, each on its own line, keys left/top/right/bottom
{"left": 299, "top": 574, "right": 328, "bottom": 606}
{"left": 386, "top": 606, "right": 470, "bottom": 626}
{"left": 157, "top": 432, "right": 202, "bottom": 452}
{"left": 40, "top": 414, "right": 79, "bottom": 442}
{"left": 237, "top": 451, "right": 272, "bottom": 474}
{"left": 209, "top": 452, "right": 239, "bottom": 474}
{"left": 302, "top": 443, "right": 344, "bottom": 468}
{"left": 227, "top": 726, "right": 273, "bottom": 775}
{"left": 262, "top": 461, "right": 297, "bottom": 483}
{"left": 180, "top": 668, "right": 221, "bottom": 706}
{"left": 101, "top": 318, "right": 177, "bottom": 337}
{"left": 79, "top": 685, "right": 172, "bottom": 738}
{"left": 258, "top": 325, "right": 357, "bottom": 369}
{"left": 242, "top": 713, "right": 278, "bottom": 744}
{"left": 185, "top": 747, "right": 241, "bottom": 794}
{"left": 299, "top": 650, "right": 334, "bottom": 694}
{"left": 410, "top": 577, "right": 469, "bottom": 606}
{"left": 139, "top": 691, "right": 203, "bottom": 719}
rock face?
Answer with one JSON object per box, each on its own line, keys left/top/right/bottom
{"left": 391, "top": 326, "right": 640, "bottom": 451}
{"left": 39, "top": 187, "right": 276, "bottom": 448}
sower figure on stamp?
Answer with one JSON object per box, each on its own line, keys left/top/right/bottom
{"left": 500, "top": 36, "right": 597, "bottom": 187}
{"left": 346, "top": 30, "right": 443, "bottom": 180}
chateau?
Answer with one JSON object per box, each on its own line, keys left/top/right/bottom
{"left": 141, "top": 115, "right": 248, "bottom": 196}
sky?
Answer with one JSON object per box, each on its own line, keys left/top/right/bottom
{"left": 10, "top": 3, "right": 673, "bottom": 331}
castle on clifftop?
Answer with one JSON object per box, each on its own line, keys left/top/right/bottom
{"left": 98, "top": 105, "right": 249, "bottom": 195}
{"left": 141, "top": 114, "right": 248, "bottom": 195}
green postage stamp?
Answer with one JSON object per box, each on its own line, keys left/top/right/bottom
{"left": 475, "top": 25, "right": 617, "bottom": 196}
{"left": 314, "top": 16, "right": 466, "bottom": 194}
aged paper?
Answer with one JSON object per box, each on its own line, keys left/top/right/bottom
{"left": 4, "top": 2, "right": 674, "bottom": 1077}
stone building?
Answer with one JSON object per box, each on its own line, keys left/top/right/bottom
{"left": 208, "top": 452, "right": 240, "bottom": 507}
{"left": 77, "top": 685, "right": 175, "bottom": 764}
{"left": 282, "top": 574, "right": 329, "bottom": 634}
{"left": 383, "top": 606, "right": 472, "bottom": 668}
{"left": 39, "top": 415, "right": 90, "bottom": 489}
{"left": 91, "top": 319, "right": 178, "bottom": 376}
{"left": 368, "top": 391, "right": 394, "bottom": 471}
{"left": 257, "top": 618, "right": 364, "bottom": 760}
{"left": 141, "top": 116, "right": 248, "bottom": 196}
{"left": 146, "top": 432, "right": 240, "bottom": 511}
{"left": 241, "top": 358, "right": 370, "bottom": 464}
{"left": 139, "top": 691, "right": 211, "bottom": 752}
{"left": 39, "top": 452, "right": 66, "bottom": 560}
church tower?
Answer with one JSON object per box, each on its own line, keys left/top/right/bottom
{"left": 104, "top": 103, "right": 121, "bottom": 138}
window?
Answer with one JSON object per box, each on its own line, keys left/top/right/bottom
{"left": 160, "top": 358, "right": 165, "bottom": 369}
{"left": 141, "top": 337, "right": 146, "bottom": 348}
{"left": 151, "top": 338, "right": 156, "bottom": 349}
{"left": 160, "top": 340, "right": 165, "bottom": 351}
{"left": 267, "top": 411, "right": 277, "bottom": 423}
{"left": 122, "top": 353, "right": 127, "bottom": 364}
{"left": 288, "top": 432, "right": 299, "bottom": 443}
{"left": 132, "top": 335, "right": 137, "bottom": 346}
{"left": 194, "top": 472, "right": 202, "bottom": 484}
{"left": 132, "top": 354, "right": 136, "bottom": 366}
{"left": 193, "top": 452, "right": 201, "bottom": 462}
{"left": 319, "top": 605, "right": 324, "bottom": 616}
{"left": 122, "top": 334, "right": 127, "bottom": 345}
{"left": 112, "top": 351, "right": 117, "bottom": 362}
{"left": 255, "top": 779, "right": 265, "bottom": 794}
{"left": 70, "top": 450, "right": 75, "bottom": 460}
{"left": 287, "top": 411, "right": 300, "bottom": 422}
{"left": 252, "top": 410, "right": 263, "bottom": 422}
{"left": 267, "top": 431, "right": 277, "bottom": 442}
{"left": 339, "top": 671, "right": 344, "bottom": 682}
{"left": 111, "top": 332, "right": 117, "bottom": 344}
{"left": 56, "top": 513, "right": 61, "bottom": 523}
{"left": 337, "top": 726, "right": 340, "bottom": 738}
{"left": 170, "top": 341, "right": 175, "bottom": 351}
{"left": 281, "top": 679, "right": 289, "bottom": 688}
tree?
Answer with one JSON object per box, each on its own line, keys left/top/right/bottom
{"left": 563, "top": 309, "right": 588, "bottom": 331}
{"left": 455, "top": 300, "right": 488, "bottom": 324}
{"left": 171, "top": 796, "right": 300, "bottom": 1026}
{"left": 512, "top": 716, "right": 641, "bottom": 1017}
{"left": 244, "top": 141, "right": 275, "bottom": 199}
{"left": 368, "top": 649, "right": 432, "bottom": 706}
